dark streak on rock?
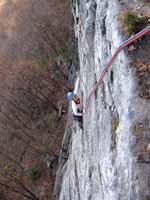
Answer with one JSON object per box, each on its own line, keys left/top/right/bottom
{"left": 75, "top": 160, "right": 81, "bottom": 200}
{"left": 101, "top": 82, "right": 107, "bottom": 109}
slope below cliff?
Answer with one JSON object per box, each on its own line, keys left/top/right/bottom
{"left": 0, "top": 0, "right": 72, "bottom": 199}
{"left": 55, "top": 0, "right": 150, "bottom": 200}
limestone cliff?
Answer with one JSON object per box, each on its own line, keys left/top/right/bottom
{"left": 54, "top": 0, "right": 150, "bottom": 199}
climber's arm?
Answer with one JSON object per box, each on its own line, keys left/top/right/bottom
{"left": 73, "top": 77, "right": 80, "bottom": 95}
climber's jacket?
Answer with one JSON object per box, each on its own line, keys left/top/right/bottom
{"left": 71, "top": 77, "right": 83, "bottom": 117}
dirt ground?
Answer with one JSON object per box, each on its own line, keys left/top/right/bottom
{"left": 0, "top": 0, "right": 72, "bottom": 199}
{"left": 0, "top": 0, "right": 71, "bottom": 85}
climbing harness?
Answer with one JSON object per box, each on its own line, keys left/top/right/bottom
{"left": 84, "top": 26, "right": 150, "bottom": 114}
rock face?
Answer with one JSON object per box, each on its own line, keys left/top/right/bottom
{"left": 56, "top": 0, "right": 150, "bottom": 200}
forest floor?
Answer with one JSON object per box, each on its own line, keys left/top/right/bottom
{"left": 0, "top": 0, "right": 72, "bottom": 199}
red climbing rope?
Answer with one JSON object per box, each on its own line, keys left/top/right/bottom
{"left": 84, "top": 26, "right": 150, "bottom": 114}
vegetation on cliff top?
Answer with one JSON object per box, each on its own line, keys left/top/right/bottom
{"left": 120, "top": 11, "right": 150, "bottom": 35}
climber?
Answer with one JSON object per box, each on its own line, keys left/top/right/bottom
{"left": 67, "top": 77, "right": 83, "bottom": 124}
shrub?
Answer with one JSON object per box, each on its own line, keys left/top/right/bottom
{"left": 121, "top": 11, "right": 149, "bottom": 35}
{"left": 57, "top": 47, "right": 66, "bottom": 55}
{"left": 28, "top": 165, "right": 42, "bottom": 181}
{"left": 39, "top": 56, "right": 49, "bottom": 69}
{"left": 146, "top": 195, "right": 150, "bottom": 200}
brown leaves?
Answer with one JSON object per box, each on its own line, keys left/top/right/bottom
{"left": 132, "top": 59, "right": 150, "bottom": 99}
{"left": 128, "top": 45, "right": 136, "bottom": 52}
{"left": 133, "top": 58, "right": 150, "bottom": 75}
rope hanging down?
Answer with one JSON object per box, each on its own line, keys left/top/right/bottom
{"left": 84, "top": 26, "right": 150, "bottom": 114}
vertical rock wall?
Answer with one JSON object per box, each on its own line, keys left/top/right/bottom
{"left": 57, "top": 0, "right": 150, "bottom": 200}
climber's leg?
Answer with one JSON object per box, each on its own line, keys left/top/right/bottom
{"left": 73, "top": 115, "right": 83, "bottom": 128}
